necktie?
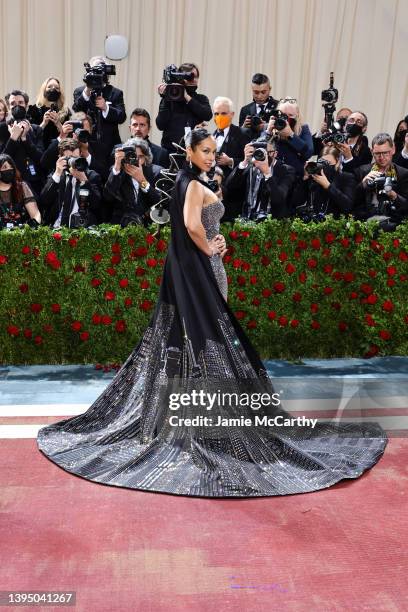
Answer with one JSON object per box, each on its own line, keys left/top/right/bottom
{"left": 61, "top": 175, "right": 73, "bottom": 227}
{"left": 216, "top": 129, "right": 224, "bottom": 137}
{"left": 258, "top": 104, "right": 265, "bottom": 115}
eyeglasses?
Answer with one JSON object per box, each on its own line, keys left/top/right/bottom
{"left": 373, "top": 150, "right": 392, "bottom": 157}
{"left": 279, "top": 97, "right": 297, "bottom": 104}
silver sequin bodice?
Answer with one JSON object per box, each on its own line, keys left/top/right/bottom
{"left": 201, "top": 200, "right": 228, "bottom": 300}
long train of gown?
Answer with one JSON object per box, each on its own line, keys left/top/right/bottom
{"left": 37, "top": 170, "right": 387, "bottom": 497}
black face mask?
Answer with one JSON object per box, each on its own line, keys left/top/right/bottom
{"left": 185, "top": 85, "right": 197, "bottom": 95}
{"left": 288, "top": 117, "right": 297, "bottom": 129}
{"left": 11, "top": 105, "right": 27, "bottom": 121}
{"left": 0, "top": 169, "right": 16, "bottom": 183}
{"left": 395, "top": 129, "right": 407, "bottom": 144}
{"left": 45, "top": 89, "right": 60, "bottom": 102}
{"left": 346, "top": 123, "right": 363, "bottom": 137}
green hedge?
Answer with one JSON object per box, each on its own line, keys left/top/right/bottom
{"left": 1, "top": 218, "right": 407, "bottom": 365}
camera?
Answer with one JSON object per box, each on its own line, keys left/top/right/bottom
{"left": 70, "top": 187, "right": 91, "bottom": 229}
{"left": 296, "top": 202, "right": 326, "bottom": 223}
{"left": 83, "top": 62, "right": 116, "bottom": 94}
{"left": 250, "top": 140, "right": 268, "bottom": 162}
{"left": 321, "top": 121, "right": 347, "bottom": 145}
{"left": 65, "top": 156, "right": 88, "bottom": 172}
{"left": 66, "top": 121, "right": 83, "bottom": 132}
{"left": 305, "top": 158, "right": 331, "bottom": 175}
{"left": 162, "top": 64, "right": 195, "bottom": 102}
{"left": 118, "top": 145, "right": 139, "bottom": 166}
{"left": 269, "top": 109, "right": 289, "bottom": 131}
{"left": 50, "top": 103, "right": 59, "bottom": 113}
{"left": 75, "top": 128, "right": 90, "bottom": 144}
{"left": 366, "top": 174, "right": 396, "bottom": 190}
{"left": 321, "top": 72, "right": 338, "bottom": 129}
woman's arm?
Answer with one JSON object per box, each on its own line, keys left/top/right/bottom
{"left": 183, "top": 181, "right": 223, "bottom": 257}
{"left": 23, "top": 182, "right": 41, "bottom": 223}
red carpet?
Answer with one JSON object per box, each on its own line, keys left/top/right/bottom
{"left": 1, "top": 438, "right": 407, "bottom": 611}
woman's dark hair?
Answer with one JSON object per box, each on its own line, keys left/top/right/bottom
{"left": 0, "top": 154, "right": 24, "bottom": 202}
{"left": 393, "top": 119, "right": 408, "bottom": 149}
{"left": 185, "top": 128, "right": 212, "bottom": 150}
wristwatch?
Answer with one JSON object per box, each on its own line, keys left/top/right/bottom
{"left": 140, "top": 179, "right": 150, "bottom": 191}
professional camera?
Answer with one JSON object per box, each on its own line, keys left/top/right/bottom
{"left": 83, "top": 62, "right": 116, "bottom": 94}
{"left": 162, "top": 64, "right": 195, "bottom": 102}
{"left": 66, "top": 120, "right": 83, "bottom": 132}
{"left": 366, "top": 174, "right": 396, "bottom": 190}
{"left": 321, "top": 72, "right": 338, "bottom": 129}
{"left": 269, "top": 109, "right": 289, "bottom": 131}
{"left": 119, "top": 145, "right": 138, "bottom": 166}
{"left": 70, "top": 187, "right": 91, "bottom": 229}
{"left": 65, "top": 156, "right": 88, "bottom": 172}
{"left": 296, "top": 202, "right": 326, "bottom": 223}
{"left": 321, "top": 121, "right": 347, "bottom": 145}
{"left": 75, "top": 128, "right": 90, "bottom": 144}
{"left": 250, "top": 139, "right": 268, "bottom": 162}
{"left": 305, "top": 158, "right": 331, "bottom": 176}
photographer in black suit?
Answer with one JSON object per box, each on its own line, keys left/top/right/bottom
{"left": 239, "top": 73, "right": 279, "bottom": 140}
{"left": 291, "top": 146, "right": 356, "bottom": 220}
{"left": 353, "top": 133, "right": 408, "bottom": 230}
{"left": 127, "top": 108, "right": 169, "bottom": 168}
{"left": 104, "top": 138, "right": 161, "bottom": 227}
{"left": 225, "top": 138, "right": 295, "bottom": 221}
{"left": 40, "top": 138, "right": 102, "bottom": 227}
{"left": 72, "top": 56, "right": 126, "bottom": 169}
{"left": 335, "top": 111, "right": 372, "bottom": 172}
{"left": 156, "top": 63, "right": 212, "bottom": 153}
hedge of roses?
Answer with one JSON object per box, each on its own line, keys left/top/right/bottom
{"left": 0, "top": 218, "right": 407, "bottom": 366}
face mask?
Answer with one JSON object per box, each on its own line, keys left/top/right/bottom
{"left": 11, "top": 105, "right": 26, "bottom": 121}
{"left": 0, "top": 169, "right": 15, "bottom": 183}
{"left": 396, "top": 129, "right": 407, "bottom": 143}
{"left": 45, "top": 89, "right": 60, "bottom": 102}
{"left": 317, "top": 159, "right": 336, "bottom": 181}
{"left": 288, "top": 117, "right": 297, "bottom": 129}
{"left": 185, "top": 85, "right": 197, "bottom": 95}
{"left": 346, "top": 123, "right": 363, "bottom": 137}
{"left": 214, "top": 114, "right": 231, "bottom": 130}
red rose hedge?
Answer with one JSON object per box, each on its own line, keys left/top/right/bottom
{"left": 0, "top": 219, "right": 407, "bottom": 365}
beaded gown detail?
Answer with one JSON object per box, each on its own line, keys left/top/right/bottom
{"left": 37, "top": 169, "right": 387, "bottom": 497}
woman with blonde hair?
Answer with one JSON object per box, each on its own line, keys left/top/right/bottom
{"left": 27, "top": 77, "right": 71, "bottom": 147}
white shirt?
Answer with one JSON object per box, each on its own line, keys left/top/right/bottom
{"left": 52, "top": 172, "right": 78, "bottom": 228}
{"left": 215, "top": 126, "right": 230, "bottom": 151}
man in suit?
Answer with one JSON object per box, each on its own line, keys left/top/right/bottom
{"left": 225, "top": 138, "right": 295, "bottom": 221}
{"left": 353, "top": 132, "right": 408, "bottom": 230}
{"left": 72, "top": 56, "right": 126, "bottom": 169}
{"left": 104, "top": 138, "right": 161, "bottom": 227}
{"left": 40, "top": 138, "right": 102, "bottom": 227}
{"left": 238, "top": 73, "right": 279, "bottom": 140}
{"left": 128, "top": 108, "right": 169, "bottom": 168}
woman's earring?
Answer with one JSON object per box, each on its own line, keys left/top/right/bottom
{"left": 188, "top": 159, "right": 192, "bottom": 168}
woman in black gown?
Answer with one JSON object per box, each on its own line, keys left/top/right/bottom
{"left": 37, "top": 129, "right": 387, "bottom": 497}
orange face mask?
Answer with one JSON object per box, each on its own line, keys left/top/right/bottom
{"left": 214, "top": 114, "right": 232, "bottom": 130}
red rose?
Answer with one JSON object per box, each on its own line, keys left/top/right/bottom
{"left": 299, "top": 272, "right": 307, "bottom": 283}
{"left": 224, "top": 255, "right": 231, "bottom": 264}
{"left": 292, "top": 292, "right": 302, "bottom": 302}
{"left": 279, "top": 251, "right": 288, "bottom": 261}
{"left": 368, "top": 269, "right": 377, "bottom": 278}
{"left": 273, "top": 282, "right": 285, "bottom": 293}
{"left": 119, "top": 278, "right": 129, "bottom": 288}
{"left": 128, "top": 237, "right": 135, "bottom": 247}
{"left": 393, "top": 239, "right": 400, "bottom": 248}
{"left": 297, "top": 240, "right": 307, "bottom": 250}
{"left": 68, "top": 238, "right": 78, "bottom": 247}
{"left": 262, "top": 288, "right": 272, "bottom": 298}
{"left": 111, "top": 254, "right": 121, "bottom": 265}
{"left": 30, "top": 303, "right": 43, "bottom": 313}
{"left": 146, "top": 258, "right": 157, "bottom": 267}
{"left": 261, "top": 256, "right": 271, "bottom": 267}
{"left": 33, "top": 248, "right": 40, "bottom": 258}
{"left": 307, "top": 258, "right": 317, "bottom": 269}
{"left": 19, "top": 283, "right": 29, "bottom": 293}
{"left": 252, "top": 298, "right": 261, "bottom": 306}
{"left": 101, "top": 315, "right": 112, "bottom": 325}
{"left": 311, "top": 320, "right": 320, "bottom": 329}
{"left": 232, "top": 258, "right": 242, "bottom": 269}
{"left": 156, "top": 239, "right": 167, "bottom": 252}
{"left": 115, "top": 320, "right": 127, "bottom": 333}
{"left": 7, "top": 325, "right": 20, "bottom": 337}
{"left": 323, "top": 264, "right": 333, "bottom": 274}
{"left": 135, "top": 246, "right": 148, "bottom": 257}
{"left": 382, "top": 300, "right": 394, "bottom": 312}
{"left": 354, "top": 233, "right": 363, "bottom": 244}
{"left": 22, "top": 246, "right": 30, "bottom": 255}
{"left": 247, "top": 320, "right": 257, "bottom": 329}
{"left": 43, "top": 324, "right": 53, "bottom": 334}
{"left": 251, "top": 244, "right": 260, "bottom": 254}
{"left": 34, "top": 335, "right": 43, "bottom": 345}
{"left": 92, "top": 313, "right": 102, "bottom": 325}
{"left": 400, "top": 275, "right": 408, "bottom": 282}
{"left": 237, "top": 275, "right": 246, "bottom": 286}
{"left": 104, "top": 291, "right": 115, "bottom": 301}
{"left": 140, "top": 280, "right": 150, "bottom": 289}
{"left": 331, "top": 302, "right": 341, "bottom": 310}
{"left": 242, "top": 262, "right": 251, "bottom": 272}
{"left": 140, "top": 300, "right": 153, "bottom": 311}
{"left": 340, "top": 238, "right": 350, "bottom": 248}
{"left": 124, "top": 297, "right": 133, "bottom": 308}
{"left": 51, "top": 303, "right": 61, "bottom": 314}
{"left": 323, "top": 286, "right": 333, "bottom": 295}
{"left": 146, "top": 234, "right": 155, "bottom": 245}
{"left": 383, "top": 252, "right": 392, "bottom": 261}
{"left": 345, "top": 271, "right": 357, "bottom": 282}
{"left": 250, "top": 275, "right": 257, "bottom": 285}
{"left": 310, "top": 303, "right": 319, "bottom": 313}
{"left": 290, "top": 319, "right": 299, "bottom": 328}
{"left": 278, "top": 316, "right": 288, "bottom": 326}
{"left": 290, "top": 232, "right": 298, "bottom": 242}
{"left": 111, "top": 243, "right": 121, "bottom": 253}
{"left": 236, "top": 291, "right": 246, "bottom": 301}
{"left": 71, "top": 320, "right": 82, "bottom": 332}
{"left": 311, "top": 238, "right": 321, "bottom": 250}
{"left": 107, "top": 267, "right": 116, "bottom": 276}
{"left": 229, "top": 230, "right": 238, "bottom": 240}
{"left": 333, "top": 271, "right": 343, "bottom": 281}
{"left": 325, "top": 233, "right": 335, "bottom": 244}
{"left": 135, "top": 267, "right": 145, "bottom": 276}
{"left": 241, "top": 230, "right": 250, "bottom": 238}
{"left": 285, "top": 263, "right": 296, "bottom": 274}
{"left": 24, "top": 329, "right": 32, "bottom": 339}
{"left": 45, "top": 251, "right": 61, "bottom": 269}
{"left": 156, "top": 276, "right": 162, "bottom": 285}
{"left": 404, "top": 315, "right": 408, "bottom": 324}
{"left": 399, "top": 251, "right": 408, "bottom": 261}
{"left": 378, "top": 330, "right": 391, "bottom": 340}
{"left": 73, "top": 264, "right": 85, "bottom": 273}
{"left": 265, "top": 241, "right": 272, "bottom": 249}
{"left": 386, "top": 266, "right": 397, "bottom": 276}
{"left": 360, "top": 283, "right": 373, "bottom": 295}
{"left": 365, "top": 344, "right": 379, "bottom": 358}
{"left": 235, "top": 311, "right": 246, "bottom": 320}
{"left": 0, "top": 255, "right": 8, "bottom": 265}
{"left": 349, "top": 292, "right": 358, "bottom": 299}
{"left": 338, "top": 322, "right": 348, "bottom": 332}
{"left": 80, "top": 331, "right": 90, "bottom": 341}
{"left": 91, "top": 278, "right": 102, "bottom": 287}
{"left": 387, "top": 279, "right": 396, "bottom": 287}
{"left": 322, "top": 248, "right": 331, "bottom": 257}
{"left": 366, "top": 294, "right": 377, "bottom": 305}
{"left": 52, "top": 232, "right": 62, "bottom": 241}
{"left": 92, "top": 253, "right": 102, "bottom": 262}
{"left": 267, "top": 311, "right": 276, "bottom": 320}
{"left": 365, "top": 314, "right": 376, "bottom": 326}
{"left": 295, "top": 249, "right": 301, "bottom": 258}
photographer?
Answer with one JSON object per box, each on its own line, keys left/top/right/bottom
{"left": 393, "top": 130, "right": 408, "bottom": 170}
{"left": 291, "top": 146, "right": 356, "bottom": 220}
{"left": 335, "top": 111, "right": 372, "bottom": 172}
{"left": 393, "top": 117, "right": 408, "bottom": 160}
{"left": 27, "top": 77, "right": 72, "bottom": 148}
{"left": 224, "top": 138, "right": 295, "bottom": 221}
{"left": 313, "top": 107, "right": 352, "bottom": 156}
{"left": 40, "top": 138, "right": 102, "bottom": 227}
{"left": 353, "top": 133, "right": 408, "bottom": 230}
{"left": 155, "top": 63, "right": 212, "bottom": 153}
{"left": 73, "top": 56, "right": 126, "bottom": 166}
{"left": 128, "top": 108, "right": 169, "bottom": 168}
{"left": 104, "top": 138, "right": 161, "bottom": 227}
{"left": 239, "top": 73, "right": 279, "bottom": 139}
{"left": 2, "top": 90, "right": 45, "bottom": 198}
{"left": 212, "top": 97, "right": 250, "bottom": 177}
{"left": 264, "top": 97, "right": 313, "bottom": 177}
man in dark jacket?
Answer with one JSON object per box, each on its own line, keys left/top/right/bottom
{"left": 239, "top": 73, "right": 279, "bottom": 140}
{"left": 353, "top": 133, "right": 408, "bottom": 230}
{"left": 156, "top": 63, "right": 212, "bottom": 153}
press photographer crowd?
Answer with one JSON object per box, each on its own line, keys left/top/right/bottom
{"left": 0, "top": 57, "right": 408, "bottom": 233}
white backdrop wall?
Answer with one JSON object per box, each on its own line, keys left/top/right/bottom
{"left": 0, "top": 0, "right": 407, "bottom": 144}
